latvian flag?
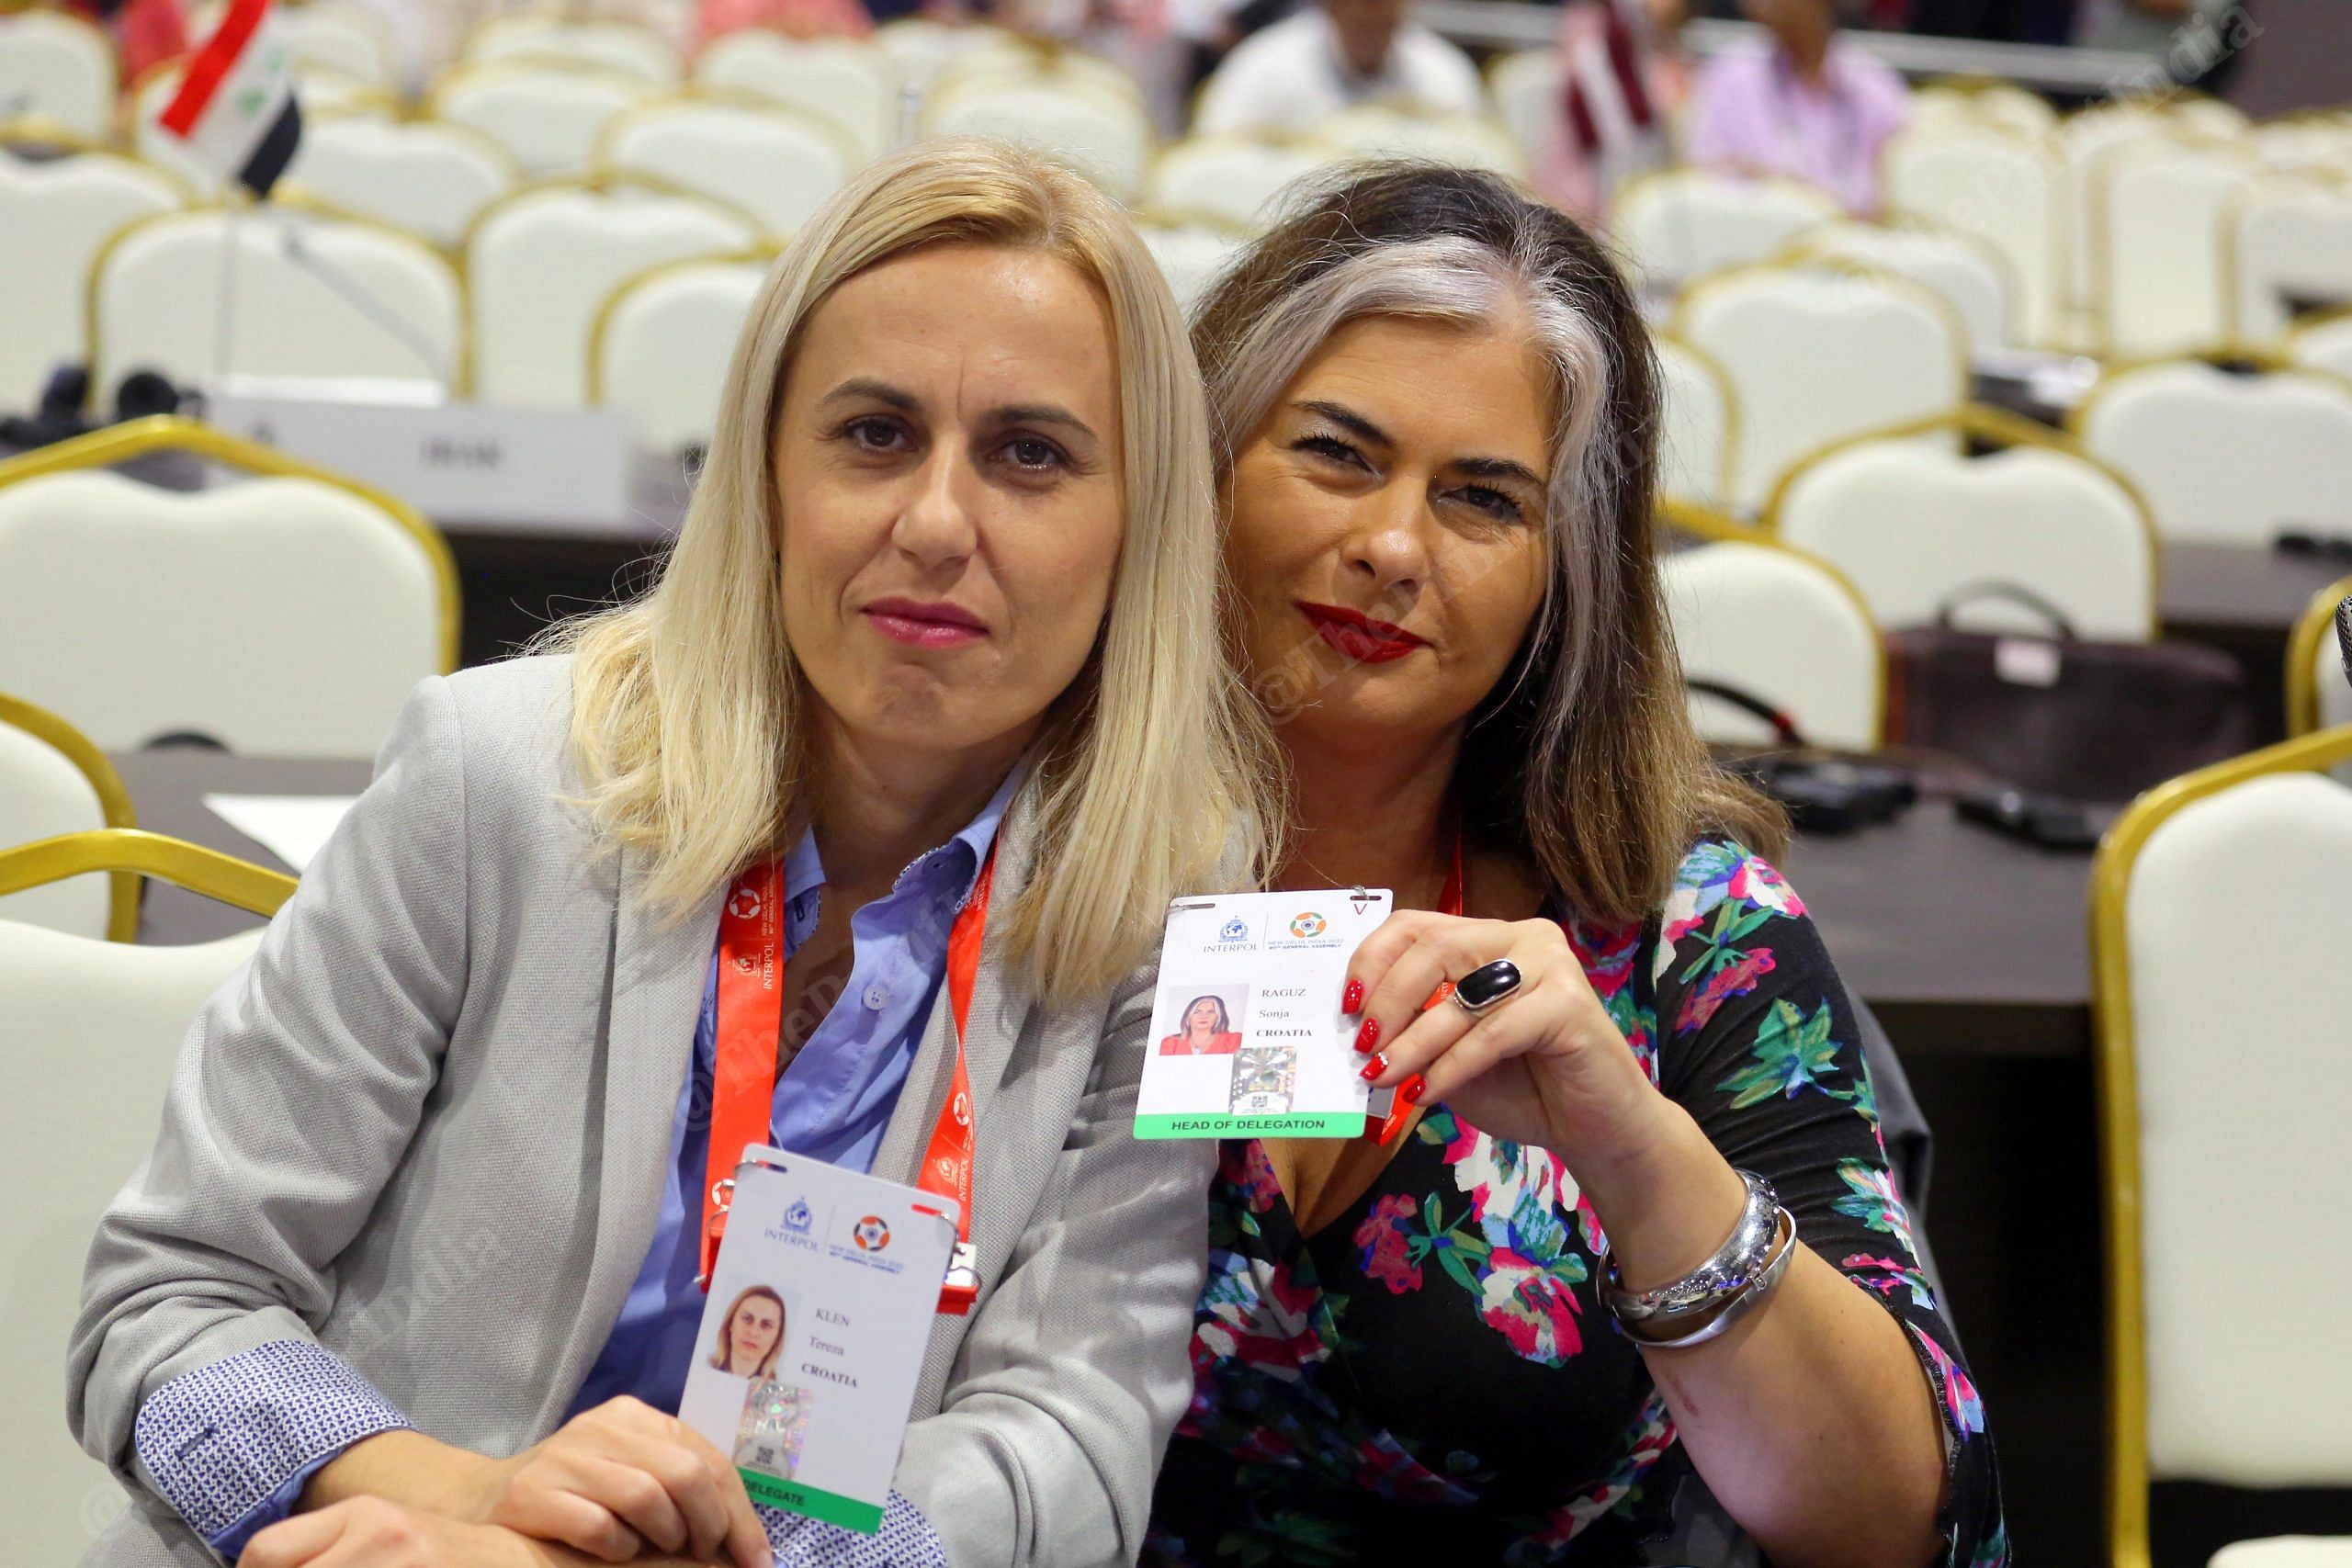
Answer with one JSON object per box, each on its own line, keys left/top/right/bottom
{"left": 157, "top": 0, "right": 302, "bottom": 198}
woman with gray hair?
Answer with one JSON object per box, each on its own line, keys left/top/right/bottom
{"left": 1149, "top": 165, "right": 2004, "bottom": 1564}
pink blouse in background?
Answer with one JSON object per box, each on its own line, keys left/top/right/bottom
{"left": 1682, "top": 39, "right": 1912, "bottom": 215}
{"left": 696, "top": 0, "right": 873, "bottom": 45}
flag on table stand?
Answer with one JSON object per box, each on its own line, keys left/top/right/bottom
{"left": 157, "top": 0, "right": 302, "bottom": 197}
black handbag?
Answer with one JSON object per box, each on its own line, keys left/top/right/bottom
{"left": 1884, "top": 582, "right": 2256, "bottom": 802}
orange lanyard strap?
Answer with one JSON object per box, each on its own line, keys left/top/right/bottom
{"left": 701, "top": 849, "right": 994, "bottom": 1315}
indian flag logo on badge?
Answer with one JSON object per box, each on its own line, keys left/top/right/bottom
{"left": 852, "top": 1215, "right": 891, "bottom": 1252}
{"left": 1289, "top": 912, "right": 1326, "bottom": 939}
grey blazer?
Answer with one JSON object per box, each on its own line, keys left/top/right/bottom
{"left": 68, "top": 655, "right": 1215, "bottom": 1568}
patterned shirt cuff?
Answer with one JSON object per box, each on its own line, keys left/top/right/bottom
{"left": 761, "top": 1489, "right": 947, "bottom": 1567}
{"left": 132, "top": 1339, "right": 413, "bottom": 1552}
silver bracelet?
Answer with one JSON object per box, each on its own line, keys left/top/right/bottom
{"left": 1600, "top": 1168, "right": 1781, "bottom": 1324}
{"left": 1621, "top": 1207, "right": 1797, "bottom": 1349}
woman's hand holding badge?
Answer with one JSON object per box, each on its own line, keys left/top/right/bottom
{"left": 476, "top": 1397, "right": 773, "bottom": 1568}
{"left": 1348, "top": 911, "right": 1750, "bottom": 1277}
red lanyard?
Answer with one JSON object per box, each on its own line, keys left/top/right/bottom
{"left": 699, "top": 851, "right": 994, "bottom": 1315}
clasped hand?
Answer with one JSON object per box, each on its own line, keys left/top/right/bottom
{"left": 240, "top": 1398, "right": 774, "bottom": 1568}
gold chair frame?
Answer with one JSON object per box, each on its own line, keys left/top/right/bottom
{"left": 2284, "top": 572, "right": 2352, "bottom": 739}
{"left": 0, "top": 414, "right": 462, "bottom": 675}
{"left": 0, "top": 827, "right": 295, "bottom": 921}
{"left": 0, "top": 691, "right": 139, "bottom": 940}
{"left": 2089, "top": 724, "right": 2352, "bottom": 1568}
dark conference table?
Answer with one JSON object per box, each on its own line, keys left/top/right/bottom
{"left": 112, "top": 748, "right": 2099, "bottom": 1061}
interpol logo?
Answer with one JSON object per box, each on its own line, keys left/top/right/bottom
{"left": 781, "top": 1198, "right": 813, "bottom": 1235}
{"left": 1289, "top": 912, "right": 1327, "bottom": 939}
{"left": 852, "top": 1215, "right": 892, "bottom": 1252}
{"left": 1218, "top": 917, "right": 1250, "bottom": 942}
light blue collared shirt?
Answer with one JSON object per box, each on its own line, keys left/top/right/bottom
{"left": 165, "top": 768, "right": 1021, "bottom": 1562}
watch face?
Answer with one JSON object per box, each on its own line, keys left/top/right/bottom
{"left": 733, "top": 1378, "right": 813, "bottom": 1480}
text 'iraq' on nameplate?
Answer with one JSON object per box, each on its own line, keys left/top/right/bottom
{"left": 1136, "top": 887, "right": 1394, "bottom": 1140}
{"left": 678, "top": 1147, "right": 957, "bottom": 1535}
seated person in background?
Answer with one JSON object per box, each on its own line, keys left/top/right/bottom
{"left": 1192, "top": 0, "right": 1485, "bottom": 137}
{"left": 1684, "top": 0, "right": 1912, "bottom": 214}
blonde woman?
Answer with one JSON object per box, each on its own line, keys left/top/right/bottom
{"left": 70, "top": 139, "right": 1267, "bottom": 1568}
{"left": 709, "top": 1288, "right": 786, "bottom": 1380}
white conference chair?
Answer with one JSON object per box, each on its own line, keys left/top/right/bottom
{"left": 1137, "top": 219, "right": 1241, "bottom": 315}
{"left": 1881, "top": 118, "right": 2067, "bottom": 349}
{"left": 2223, "top": 175, "right": 2352, "bottom": 346}
{"left": 0, "top": 694, "right": 135, "bottom": 941}
{"left": 2087, "top": 132, "right": 2259, "bottom": 359}
{"left": 2251, "top": 117, "right": 2352, "bottom": 179}
{"left": 917, "top": 70, "right": 1153, "bottom": 202}
{"left": 1310, "top": 105, "right": 1524, "bottom": 178}
{"left": 0, "top": 8, "right": 115, "bottom": 141}
{"left": 927, "top": 36, "right": 1143, "bottom": 107}
{"left": 1672, "top": 265, "right": 1969, "bottom": 513}
{"left": 2055, "top": 98, "right": 2175, "bottom": 310}
{"left": 0, "top": 830, "right": 288, "bottom": 1568}
{"left": 282, "top": 117, "right": 517, "bottom": 250}
{"left": 2075, "top": 359, "right": 2352, "bottom": 547}
{"left": 92, "top": 207, "right": 462, "bottom": 394}
{"left": 432, "top": 62, "right": 657, "bottom": 178}
{"left": 1662, "top": 539, "right": 1883, "bottom": 751}
{"left": 590, "top": 255, "right": 767, "bottom": 457}
{"left": 468, "top": 179, "right": 759, "bottom": 409}
{"left": 1609, "top": 167, "right": 1842, "bottom": 292}
{"left": 1772, "top": 412, "right": 2157, "bottom": 642}
{"left": 1782, "top": 219, "right": 2016, "bottom": 352}
{"left": 0, "top": 151, "right": 181, "bottom": 411}
{"left": 599, "top": 96, "right": 857, "bottom": 242}
{"left": 1145, "top": 135, "right": 1334, "bottom": 231}
{"left": 2165, "top": 93, "right": 2247, "bottom": 139}
{"left": 1655, "top": 333, "right": 1736, "bottom": 511}
{"left": 694, "top": 32, "right": 899, "bottom": 159}
{"left": 2288, "top": 309, "right": 2352, "bottom": 383}
{"left": 2092, "top": 729, "right": 2352, "bottom": 1568}
{"left": 463, "top": 14, "right": 683, "bottom": 87}
{"left": 1487, "top": 48, "right": 1563, "bottom": 171}
{"left": 872, "top": 16, "right": 1012, "bottom": 92}
{"left": 2286, "top": 575, "right": 2352, "bottom": 740}
{"left": 0, "top": 419, "right": 457, "bottom": 757}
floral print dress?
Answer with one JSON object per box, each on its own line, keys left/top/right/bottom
{"left": 1146, "top": 842, "right": 2007, "bottom": 1566}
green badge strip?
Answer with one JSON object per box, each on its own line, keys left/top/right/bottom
{"left": 1134, "top": 1111, "right": 1367, "bottom": 1139}
{"left": 739, "top": 1471, "right": 884, "bottom": 1534}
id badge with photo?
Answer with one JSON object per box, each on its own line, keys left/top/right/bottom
{"left": 677, "top": 1147, "right": 958, "bottom": 1534}
{"left": 1136, "top": 887, "right": 1393, "bottom": 1139}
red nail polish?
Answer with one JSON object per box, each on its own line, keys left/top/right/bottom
{"left": 1352, "top": 1018, "right": 1381, "bottom": 1055}
{"left": 1341, "top": 977, "right": 1364, "bottom": 1014}
{"left": 1359, "top": 1055, "right": 1385, "bottom": 1081}
{"left": 1398, "top": 1073, "right": 1426, "bottom": 1107}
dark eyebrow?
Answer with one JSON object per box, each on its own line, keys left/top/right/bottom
{"left": 1456, "top": 455, "right": 1547, "bottom": 491}
{"left": 1295, "top": 400, "right": 1392, "bottom": 448}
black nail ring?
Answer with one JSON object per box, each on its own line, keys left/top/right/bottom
{"left": 1452, "top": 959, "right": 1523, "bottom": 1014}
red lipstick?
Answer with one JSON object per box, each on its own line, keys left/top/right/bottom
{"left": 864, "top": 597, "right": 987, "bottom": 649}
{"left": 1297, "top": 601, "right": 1426, "bottom": 664}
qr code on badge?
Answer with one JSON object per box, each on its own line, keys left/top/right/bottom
{"left": 1228, "top": 1045, "right": 1295, "bottom": 1114}
{"left": 733, "top": 1379, "right": 813, "bottom": 1480}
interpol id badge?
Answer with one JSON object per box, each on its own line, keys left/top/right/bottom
{"left": 1136, "top": 887, "right": 1393, "bottom": 1138}
{"left": 677, "top": 1148, "right": 958, "bottom": 1534}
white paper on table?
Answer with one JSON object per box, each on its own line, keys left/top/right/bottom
{"left": 201, "top": 794, "right": 362, "bottom": 874}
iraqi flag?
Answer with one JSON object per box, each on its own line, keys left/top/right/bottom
{"left": 157, "top": 0, "right": 302, "bottom": 197}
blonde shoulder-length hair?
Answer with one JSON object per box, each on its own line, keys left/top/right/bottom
{"left": 550, "top": 138, "right": 1273, "bottom": 1002}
